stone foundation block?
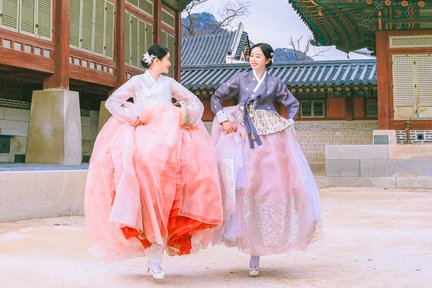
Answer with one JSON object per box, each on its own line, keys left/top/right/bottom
{"left": 326, "top": 159, "right": 360, "bottom": 177}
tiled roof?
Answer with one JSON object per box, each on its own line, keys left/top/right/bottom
{"left": 180, "top": 59, "right": 377, "bottom": 90}
{"left": 234, "top": 31, "right": 249, "bottom": 60}
{"left": 181, "top": 29, "right": 249, "bottom": 65}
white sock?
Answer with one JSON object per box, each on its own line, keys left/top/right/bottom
{"left": 249, "top": 255, "right": 260, "bottom": 269}
{"left": 147, "top": 244, "right": 164, "bottom": 272}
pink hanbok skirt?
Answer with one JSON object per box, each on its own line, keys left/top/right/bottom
{"left": 85, "top": 102, "right": 223, "bottom": 260}
{"left": 211, "top": 106, "right": 323, "bottom": 256}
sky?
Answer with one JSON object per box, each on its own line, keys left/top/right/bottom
{"left": 185, "top": 0, "right": 374, "bottom": 60}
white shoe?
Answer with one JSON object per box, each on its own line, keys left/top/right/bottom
{"left": 148, "top": 260, "right": 165, "bottom": 279}
{"left": 249, "top": 267, "right": 260, "bottom": 277}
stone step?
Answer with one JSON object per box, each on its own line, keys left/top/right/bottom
{"left": 326, "top": 159, "right": 432, "bottom": 177}
{"left": 325, "top": 176, "right": 432, "bottom": 189}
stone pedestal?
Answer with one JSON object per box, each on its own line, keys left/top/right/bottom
{"left": 26, "top": 89, "right": 82, "bottom": 165}
{"left": 98, "top": 101, "right": 111, "bottom": 132}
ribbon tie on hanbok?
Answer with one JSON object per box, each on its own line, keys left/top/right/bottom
{"left": 243, "top": 101, "right": 262, "bottom": 149}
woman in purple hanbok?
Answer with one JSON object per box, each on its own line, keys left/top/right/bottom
{"left": 210, "top": 43, "right": 323, "bottom": 276}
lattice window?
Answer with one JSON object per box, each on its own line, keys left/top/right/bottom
{"left": 0, "top": 0, "right": 19, "bottom": 30}
{"left": 417, "top": 56, "right": 432, "bottom": 106}
{"left": 366, "top": 98, "right": 378, "bottom": 117}
{"left": 0, "top": 0, "right": 51, "bottom": 39}
{"left": 126, "top": 0, "right": 153, "bottom": 16}
{"left": 20, "top": 0, "right": 34, "bottom": 34}
{"left": 161, "top": 8, "right": 175, "bottom": 29}
{"left": 392, "top": 54, "right": 432, "bottom": 119}
{"left": 104, "top": 2, "right": 114, "bottom": 58}
{"left": 301, "top": 100, "right": 325, "bottom": 118}
{"left": 69, "top": 0, "right": 114, "bottom": 59}
{"left": 161, "top": 30, "right": 175, "bottom": 77}
{"left": 390, "top": 35, "right": 432, "bottom": 48}
{"left": 392, "top": 55, "right": 415, "bottom": 107}
{"left": 125, "top": 12, "right": 153, "bottom": 69}
{"left": 417, "top": 55, "right": 432, "bottom": 117}
{"left": 36, "top": 0, "right": 50, "bottom": 38}
{"left": 70, "top": 0, "right": 80, "bottom": 47}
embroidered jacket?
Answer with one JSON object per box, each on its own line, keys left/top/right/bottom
{"left": 211, "top": 70, "right": 299, "bottom": 122}
{"left": 210, "top": 70, "right": 300, "bottom": 148}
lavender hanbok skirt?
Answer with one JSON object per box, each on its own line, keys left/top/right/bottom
{"left": 211, "top": 106, "right": 323, "bottom": 256}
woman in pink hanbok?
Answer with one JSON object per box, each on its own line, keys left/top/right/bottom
{"left": 211, "top": 43, "right": 323, "bottom": 276}
{"left": 85, "top": 44, "right": 223, "bottom": 279}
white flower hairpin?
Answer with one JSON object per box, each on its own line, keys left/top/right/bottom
{"left": 142, "top": 52, "right": 156, "bottom": 65}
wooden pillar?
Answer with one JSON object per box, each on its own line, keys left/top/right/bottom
{"left": 376, "top": 30, "right": 390, "bottom": 129}
{"left": 174, "top": 11, "right": 181, "bottom": 81}
{"left": 154, "top": 0, "right": 162, "bottom": 44}
{"left": 116, "top": 0, "right": 126, "bottom": 86}
{"left": 27, "top": 0, "right": 81, "bottom": 164}
{"left": 345, "top": 91, "right": 353, "bottom": 121}
{"left": 43, "top": 0, "right": 69, "bottom": 89}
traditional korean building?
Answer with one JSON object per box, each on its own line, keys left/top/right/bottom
{"left": 288, "top": 0, "right": 432, "bottom": 141}
{"left": 0, "top": 0, "right": 191, "bottom": 164}
{"left": 182, "top": 60, "right": 378, "bottom": 122}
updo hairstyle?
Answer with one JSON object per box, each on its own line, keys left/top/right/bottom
{"left": 141, "top": 44, "right": 169, "bottom": 68}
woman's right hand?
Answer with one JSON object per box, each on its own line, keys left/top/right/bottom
{"left": 222, "top": 121, "right": 237, "bottom": 134}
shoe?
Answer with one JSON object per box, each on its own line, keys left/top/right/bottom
{"left": 147, "top": 260, "right": 165, "bottom": 279}
{"left": 249, "top": 255, "right": 260, "bottom": 277}
{"left": 249, "top": 266, "right": 260, "bottom": 277}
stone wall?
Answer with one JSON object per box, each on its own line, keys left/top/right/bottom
{"left": 0, "top": 169, "right": 87, "bottom": 221}
{"left": 295, "top": 120, "right": 378, "bottom": 163}
{"left": 396, "top": 130, "right": 432, "bottom": 144}
{"left": 0, "top": 101, "right": 99, "bottom": 163}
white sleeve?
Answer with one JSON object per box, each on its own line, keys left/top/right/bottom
{"left": 105, "top": 76, "right": 139, "bottom": 124}
{"left": 171, "top": 79, "right": 204, "bottom": 127}
{"left": 216, "top": 110, "right": 228, "bottom": 123}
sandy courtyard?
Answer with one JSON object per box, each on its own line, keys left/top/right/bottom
{"left": 1, "top": 187, "right": 431, "bottom": 288}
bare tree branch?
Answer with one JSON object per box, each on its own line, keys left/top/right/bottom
{"left": 182, "top": 0, "right": 251, "bottom": 36}
{"left": 210, "top": 0, "right": 251, "bottom": 31}
{"left": 289, "top": 36, "right": 329, "bottom": 61}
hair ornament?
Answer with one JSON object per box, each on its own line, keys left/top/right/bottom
{"left": 142, "top": 52, "right": 156, "bottom": 65}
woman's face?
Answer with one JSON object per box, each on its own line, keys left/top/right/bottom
{"left": 155, "top": 52, "right": 171, "bottom": 74}
{"left": 249, "top": 47, "right": 270, "bottom": 71}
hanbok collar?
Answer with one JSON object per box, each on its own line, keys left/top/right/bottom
{"left": 144, "top": 70, "right": 159, "bottom": 86}
{"left": 252, "top": 70, "right": 267, "bottom": 93}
